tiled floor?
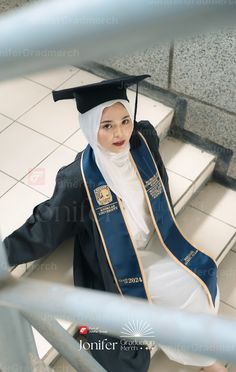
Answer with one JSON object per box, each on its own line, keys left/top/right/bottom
{"left": 1, "top": 65, "right": 236, "bottom": 370}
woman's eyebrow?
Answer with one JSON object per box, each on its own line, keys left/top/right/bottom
{"left": 100, "top": 115, "right": 130, "bottom": 124}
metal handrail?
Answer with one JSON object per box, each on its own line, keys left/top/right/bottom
{"left": 1, "top": 234, "right": 236, "bottom": 370}
{"left": 0, "top": 0, "right": 235, "bottom": 82}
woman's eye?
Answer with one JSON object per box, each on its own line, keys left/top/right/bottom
{"left": 123, "top": 119, "right": 130, "bottom": 124}
{"left": 103, "top": 124, "right": 112, "bottom": 129}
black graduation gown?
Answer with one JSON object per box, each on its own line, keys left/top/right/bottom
{"left": 3, "top": 120, "right": 175, "bottom": 372}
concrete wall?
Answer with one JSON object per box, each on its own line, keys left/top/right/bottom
{"left": 1, "top": 2, "right": 235, "bottom": 187}
{"left": 81, "top": 27, "right": 235, "bottom": 188}
{"left": 0, "top": 0, "right": 32, "bottom": 13}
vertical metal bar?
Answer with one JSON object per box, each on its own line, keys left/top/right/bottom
{"left": 0, "top": 307, "right": 38, "bottom": 372}
{"left": 0, "top": 234, "right": 10, "bottom": 282}
{"left": 0, "top": 238, "right": 41, "bottom": 372}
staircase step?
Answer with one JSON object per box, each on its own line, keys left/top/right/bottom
{"left": 160, "top": 136, "right": 216, "bottom": 214}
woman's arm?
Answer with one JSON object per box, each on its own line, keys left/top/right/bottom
{"left": 3, "top": 157, "right": 83, "bottom": 267}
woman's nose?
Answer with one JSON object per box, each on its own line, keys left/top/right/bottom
{"left": 113, "top": 125, "right": 123, "bottom": 138}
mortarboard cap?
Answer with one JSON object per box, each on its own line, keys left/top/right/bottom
{"left": 52, "top": 74, "right": 151, "bottom": 123}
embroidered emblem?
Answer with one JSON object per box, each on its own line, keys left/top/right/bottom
{"left": 94, "top": 185, "right": 113, "bottom": 206}
{"left": 183, "top": 250, "right": 198, "bottom": 265}
{"left": 118, "top": 276, "right": 143, "bottom": 284}
{"left": 145, "top": 173, "right": 162, "bottom": 199}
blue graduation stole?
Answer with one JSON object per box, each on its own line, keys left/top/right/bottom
{"left": 81, "top": 131, "right": 218, "bottom": 308}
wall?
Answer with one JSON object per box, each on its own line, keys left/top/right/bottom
{"left": 79, "top": 27, "right": 236, "bottom": 189}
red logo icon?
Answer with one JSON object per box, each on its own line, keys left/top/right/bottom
{"left": 27, "top": 168, "right": 45, "bottom": 186}
{"left": 79, "top": 326, "right": 88, "bottom": 335}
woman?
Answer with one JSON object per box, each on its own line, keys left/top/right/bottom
{"left": 4, "top": 75, "right": 226, "bottom": 371}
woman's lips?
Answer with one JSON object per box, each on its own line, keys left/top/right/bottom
{"left": 113, "top": 140, "right": 125, "bottom": 147}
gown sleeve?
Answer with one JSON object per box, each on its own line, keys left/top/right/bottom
{"left": 136, "top": 120, "right": 175, "bottom": 216}
{"left": 3, "top": 161, "right": 82, "bottom": 267}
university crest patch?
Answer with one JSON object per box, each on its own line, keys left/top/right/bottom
{"left": 94, "top": 185, "right": 112, "bottom": 206}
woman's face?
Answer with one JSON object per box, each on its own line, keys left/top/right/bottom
{"left": 97, "top": 102, "right": 133, "bottom": 153}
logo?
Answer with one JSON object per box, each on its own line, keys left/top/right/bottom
{"left": 94, "top": 185, "right": 112, "bottom": 206}
{"left": 27, "top": 168, "right": 45, "bottom": 186}
{"left": 79, "top": 326, "right": 88, "bottom": 335}
{"left": 120, "top": 319, "right": 156, "bottom": 351}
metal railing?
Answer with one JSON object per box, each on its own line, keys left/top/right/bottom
{"left": 1, "top": 0, "right": 236, "bottom": 370}
{"left": 0, "top": 0, "right": 235, "bottom": 82}
{"left": 1, "top": 236, "right": 236, "bottom": 371}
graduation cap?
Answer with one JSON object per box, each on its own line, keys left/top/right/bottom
{"left": 52, "top": 74, "right": 151, "bottom": 123}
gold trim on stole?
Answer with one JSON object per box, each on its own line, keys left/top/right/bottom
{"left": 80, "top": 152, "right": 123, "bottom": 296}
{"left": 130, "top": 131, "right": 216, "bottom": 309}
{"left": 117, "top": 197, "right": 152, "bottom": 303}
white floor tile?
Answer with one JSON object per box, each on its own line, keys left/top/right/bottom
{"left": 58, "top": 69, "right": 103, "bottom": 89}
{"left": 0, "top": 77, "right": 50, "bottom": 119}
{"left": 24, "top": 65, "right": 79, "bottom": 90}
{"left": 21, "top": 145, "right": 77, "bottom": 197}
{"left": 218, "top": 250, "right": 236, "bottom": 309}
{"left": 127, "top": 89, "right": 173, "bottom": 128}
{"left": 176, "top": 206, "right": 235, "bottom": 261}
{"left": 193, "top": 162, "right": 215, "bottom": 195}
{"left": 190, "top": 182, "right": 236, "bottom": 228}
{"left": 0, "top": 122, "right": 58, "bottom": 179}
{"left": 32, "top": 327, "right": 52, "bottom": 360}
{"left": 64, "top": 129, "right": 88, "bottom": 152}
{"left": 174, "top": 187, "right": 196, "bottom": 216}
{"left": 0, "top": 182, "right": 46, "bottom": 239}
{"left": 167, "top": 170, "right": 192, "bottom": 206}
{"left": 219, "top": 301, "right": 236, "bottom": 319}
{"left": 159, "top": 138, "right": 215, "bottom": 181}
{"left": 18, "top": 93, "right": 79, "bottom": 143}
{"left": 0, "top": 171, "right": 17, "bottom": 197}
{"left": 217, "top": 234, "right": 236, "bottom": 265}
{"left": 0, "top": 114, "right": 12, "bottom": 132}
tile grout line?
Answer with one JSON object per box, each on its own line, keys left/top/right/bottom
{"left": 0, "top": 142, "right": 78, "bottom": 200}
{"left": 188, "top": 204, "right": 236, "bottom": 231}
{"left": 14, "top": 120, "right": 80, "bottom": 146}
{"left": 216, "top": 233, "right": 236, "bottom": 262}
{"left": 164, "top": 157, "right": 215, "bottom": 184}
{"left": 220, "top": 299, "right": 236, "bottom": 312}
{"left": 0, "top": 67, "right": 81, "bottom": 128}
{"left": 22, "top": 67, "right": 80, "bottom": 90}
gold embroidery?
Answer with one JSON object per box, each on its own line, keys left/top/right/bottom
{"left": 94, "top": 185, "right": 112, "bottom": 206}
{"left": 81, "top": 154, "right": 123, "bottom": 296}
{"left": 134, "top": 131, "right": 216, "bottom": 309}
{"left": 96, "top": 202, "right": 118, "bottom": 216}
{"left": 183, "top": 250, "right": 198, "bottom": 265}
{"left": 118, "top": 277, "right": 143, "bottom": 284}
{"left": 145, "top": 173, "right": 162, "bottom": 199}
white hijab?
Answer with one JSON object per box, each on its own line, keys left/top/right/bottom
{"left": 79, "top": 99, "right": 151, "bottom": 237}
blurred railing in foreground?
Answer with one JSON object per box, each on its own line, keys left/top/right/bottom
{"left": 0, "top": 0, "right": 235, "bottom": 81}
